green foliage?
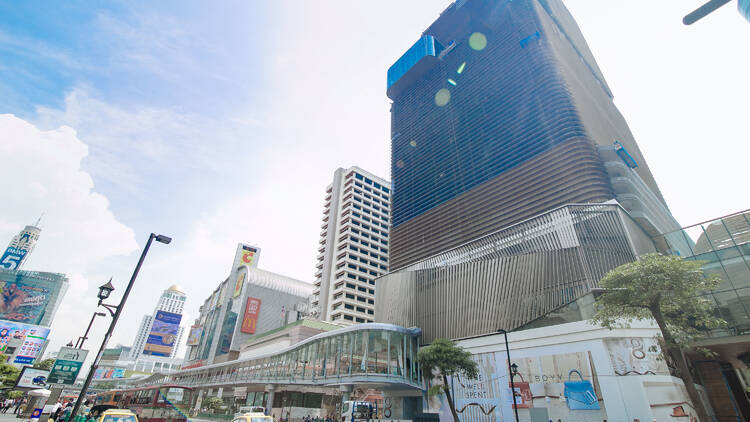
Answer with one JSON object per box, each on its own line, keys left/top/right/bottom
{"left": 7, "top": 391, "right": 23, "bottom": 399}
{"left": 417, "top": 339, "right": 478, "bottom": 422}
{"left": 203, "top": 397, "right": 225, "bottom": 412}
{"left": 0, "top": 354, "right": 20, "bottom": 388}
{"left": 417, "top": 338, "right": 479, "bottom": 381}
{"left": 592, "top": 253, "right": 725, "bottom": 348}
{"left": 33, "top": 358, "right": 55, "bottom": 371}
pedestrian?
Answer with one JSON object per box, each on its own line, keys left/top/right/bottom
{"left": 14, "top": 398, "right": 25, "bottom": 414}
{"left": 52, "top": 400, "right": 63, "bottom": 421}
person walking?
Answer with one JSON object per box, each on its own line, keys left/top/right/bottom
{"left": 51, "top": 400, "right": 63, "bottom": 422}
{"left": 13, "top": 397, "right": 25, "bottom": 414}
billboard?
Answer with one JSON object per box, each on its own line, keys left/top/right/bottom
{"left": 186, "top": 325, "right": 203, "bottom": 346}
{"left": 240, "top": 297, "right": 261, "bottom": 334}
{"left": 0, "top": 276, "right": 52, "bottom": 325}
{"left": 94, "top": 367, "right": 125, "bottom": 379}
{"left": 15, "top": 366, "right": 49, "bottom": 388}
{"left": 142, "top": 311, "right": 182, "bottom": 357}
{"left": 0, "top": 321, "right": 50, "bottom": 364}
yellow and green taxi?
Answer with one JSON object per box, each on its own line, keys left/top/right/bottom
{"left": 232, "top": 412, "right": 274, "bottom": 422}
{"left": 95, "top": 409, "right": 138, "bottom": 422}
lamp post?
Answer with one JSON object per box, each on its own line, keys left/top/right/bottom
{"left": 70, "top": 233, "right": 171, "bottom": 419}
{"left": 683, "top": 0, "right": 732, "bottom": 24}
{"left": 75, "top": 312, "right": 107, "bottom": 349}
{"left": 497, "top": 329, "right": 519, "bottom": 422}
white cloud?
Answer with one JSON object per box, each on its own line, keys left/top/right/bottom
{"left": 0, "top": 114, "right": 138, "bottom": 357}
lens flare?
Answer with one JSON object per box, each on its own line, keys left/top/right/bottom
{"left": 434, "top": 88, "right": 451, "bottom": 107}
{"left": 469, "top": 32, "right": 487, "bottom": 51}
{"left": 409, "top": 140, "right": 417, "bottom": 147}
{"left": 447, "top": 79, "right": 457, "bottom": 86}
{"left": 457, "top": 62, "right": 466, "bottom": 74}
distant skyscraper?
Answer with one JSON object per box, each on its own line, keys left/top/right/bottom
{"left": 311, "top": 167, "right": 391, "bottom": 324}
{"left": 130, "top": 285, "right": 186, "bottom": 360}
{"left": 386, "top": 0, "right": 680, "bottom": 269}
{"left": 1, "top": 221, "right": 41, "bottom": 270}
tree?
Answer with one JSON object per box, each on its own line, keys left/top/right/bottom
{"left": 592, "top": 253, "right": 724, "bottom": 422}
{"left": 33, "top": 358, "right": 55, "bottom": 371}
{"left": 0, "top": 354, "right": 20, "bottom": 388}
{"left": 203, "top": 397, "right": 225, "bottom": 413}
{"left": 417, "top": 338, "right": 478, "bottom": 422}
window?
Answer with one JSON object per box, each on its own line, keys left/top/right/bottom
{"left": 345, "top": 304, "right": 354, "bottom": 310}
{"left": 344, "top": 315, "right": 354, "bottom": 321}
{"left": 356, "top": 317, "right": 365, "bottom": 323}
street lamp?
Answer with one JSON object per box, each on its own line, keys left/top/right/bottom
{"left": 70, "top": 232, "right": 171, "bottom": 419}
{"left": 683, "top": 0, "right": 732, "bottom": 25}
{"left": 75, "top": 312, "right": 107, "bottom": 349}
{"left": 497, "top": 329, "right": 519, "bottom": 422}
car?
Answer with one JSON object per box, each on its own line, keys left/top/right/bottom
{"left": 232, "top": 411, "right": 274, "bottom": 422}
{"left": 93, "top": 408, "right": 138, "bottom": 422}
{"left": 234, "top": 407, "right": 267, "bottom": 418}
{"left": 32, "top": 375, "right": 46, "bottom": 385}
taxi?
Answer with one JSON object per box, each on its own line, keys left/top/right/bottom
{"left": 95, "top": 409, "right": 138, "bottom": 422}
{"left": 231, "top": 411, "right": 274, "bottom": 422}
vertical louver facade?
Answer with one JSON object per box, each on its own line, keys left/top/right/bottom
{"left": 387, "top": 0, "right": 675, "bottom": 270}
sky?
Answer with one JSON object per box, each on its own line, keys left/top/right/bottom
{"left": 0, "top": 0, "right": 748, "bottom": 365}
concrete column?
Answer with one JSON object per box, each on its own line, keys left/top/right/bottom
{"left": 265, "top": 384, "right": 277, "bottom": 416}
{"left": 339, "top": 385, "right": 353, "bottom": 403}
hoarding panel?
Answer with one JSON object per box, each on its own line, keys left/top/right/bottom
{"left": 142, "top": 311, "right": 182, "bottom": 357}
{"left": 0, "top": 321, "right": 50, "bottom": 364}
{"left": 233, "top": 271, "right": 245, "bottom": 298}
{"left": 0, "top": 276, "right": 52, "bottom": 325}
{"left": 240, "top": 297, "right": 261, "bottom": 334}
{"left": 15, "top": 367, "right": 49, "bottom": 388}
{"left": 0, "top": 248, "right": 27, "bottom": 271}
{"left": 186, "top": 325, "right": 202, "bottom": 346}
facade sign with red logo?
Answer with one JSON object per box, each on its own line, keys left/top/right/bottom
{"left": 241, "top": 297, "right": 262, "bottom": 334}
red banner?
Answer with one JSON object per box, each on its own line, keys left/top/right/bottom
{"left": 241, "top": 297, "right": 262, "bottom": 334}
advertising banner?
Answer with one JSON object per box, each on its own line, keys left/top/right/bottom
{"left": 187, "top": 325, "right": 203, "bottom": 346}
{"left": 241, "top": 297, "right": 261, "bottom": 334}
{"left": 94, "top": 367, "right": 125, "bottom": 379}
{"left": 15, "top": 367, "right": 49, "bottom": 388}
{"left": 0, "top": 248, "right": 27, "bottom": 271}
{"left": 142, "top": 311, "right": 182, "bottom": 357}
{"left": 233, "top": 270, "right": 246, "bottom": 298}
{"left": 0, "top": 277, "right": 52, "bottom": 325}
{"left": 0, "top": 321, "right": 50, "bottom": 364}
{"left": 49, "top": 347, "right": 88, "bottom": 385}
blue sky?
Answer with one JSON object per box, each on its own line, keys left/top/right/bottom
{"left": 1, "top": 0, "right": 749, "bottom": 359}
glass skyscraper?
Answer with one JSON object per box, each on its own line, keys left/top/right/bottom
{"left": 387, "top": 0, "right": 679, "bottom": 269}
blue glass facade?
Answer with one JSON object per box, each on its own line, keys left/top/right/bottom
{"left": 741, "top": 0, "right": 750, "bottom": 22}
{"left": 386, "top": 0, "right": 673, "bottom": 269}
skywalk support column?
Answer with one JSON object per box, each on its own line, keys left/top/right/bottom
{"left": 265, "top": 384, "right": 276, "bottom": 416}
{"left": 339, "top": 385, "right": 353, "bottom": 403}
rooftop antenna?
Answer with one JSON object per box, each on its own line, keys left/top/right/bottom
{"left": 34, "top": 212, "right": 45, "bottom": 228}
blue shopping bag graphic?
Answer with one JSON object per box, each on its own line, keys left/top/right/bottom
{"left": 563, "top": 369, "right": 600, "bottom": 410}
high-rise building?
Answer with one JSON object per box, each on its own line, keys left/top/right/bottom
{"left": 310, "top": 167, "right": 391, "bottom": 324}
{"left": 1, "top": 222, "right": 41, "bottom": 270}
{"left": 386, "top": 0, "right": 680, "bottom": 270}
{"left": 129, "top": 285, "right": 186, "bottom": 360}
{"left": 183, "top": 243, "right": 312, "bottom": 367}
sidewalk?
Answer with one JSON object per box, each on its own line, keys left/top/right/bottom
{"left": 0, "top": 412, "right": 24, "bottom": 422}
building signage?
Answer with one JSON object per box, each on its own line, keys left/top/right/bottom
{"left": 0, "top": 276, "right": 52, "bottom": 325}
{"left": 0, "top": 321, "right": 50, "bottom": 364}
{"left": 49, "top": 347, "right": 88, "bottom": 385}
{"left": 0, "top": 248, "right": 27, "bottom": 271}
{"left": 143, "top": 311, "right": 182, "bottom": 357}
{"left": 240, "top": 245, "right": 259, "bottom": 267}
{"left": 15, "top": 367, "right": 49, "bottom": 388}
{"left": 241, "top": 297, "right": 261, "bottom": 334}
{"left": 186, "top": 325, "right": 202, "bottom": 346}
{"left": 233, "top": 270, "right": 245, "bottom": 298}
